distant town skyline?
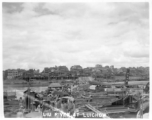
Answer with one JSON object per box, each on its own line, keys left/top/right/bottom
{"left": 3, "top": 2, "right": 149, "bottom": 71}
{"left": 3, "top": 64, "right": 149, "bottom": 72}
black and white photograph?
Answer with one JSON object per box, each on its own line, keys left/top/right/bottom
{"left": 2, "top": 1, "right": 150, "bottom": 118}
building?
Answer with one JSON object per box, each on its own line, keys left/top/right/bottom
{"left": 43, "top": 67, "right": 51, "bottom": 73}
{"left": 7, "top": 69, "right": 18, "bottom": 79}
{"left": 42, "top": 67, "right": 58, "bottom": 74}
{"left": 3, "top": 70, "right": 8, "bottom": 80}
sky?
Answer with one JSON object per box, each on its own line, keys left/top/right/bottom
{"left": 2, "top": 2, "right": 149, "bottom": 71}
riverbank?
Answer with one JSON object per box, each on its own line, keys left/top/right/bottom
{"left": 4, "top": 83, "right": 48, "bottom": 87}
{"left": 3, "top": 79, "right": 50, "bottom": 87}
{"left": 3, "top": 79, "right": 75, "bottom": 87}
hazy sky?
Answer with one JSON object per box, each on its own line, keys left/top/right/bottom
{"left": 3, "top": 2, "right": 149, "bottom": 71}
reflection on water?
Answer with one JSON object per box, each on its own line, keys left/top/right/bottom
{"left": 4, "top": 86, "right": 47, "bottom": 99}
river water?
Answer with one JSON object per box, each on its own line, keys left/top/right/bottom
{"left": 4, "top": 86, "right": 48, "bottom": 99}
